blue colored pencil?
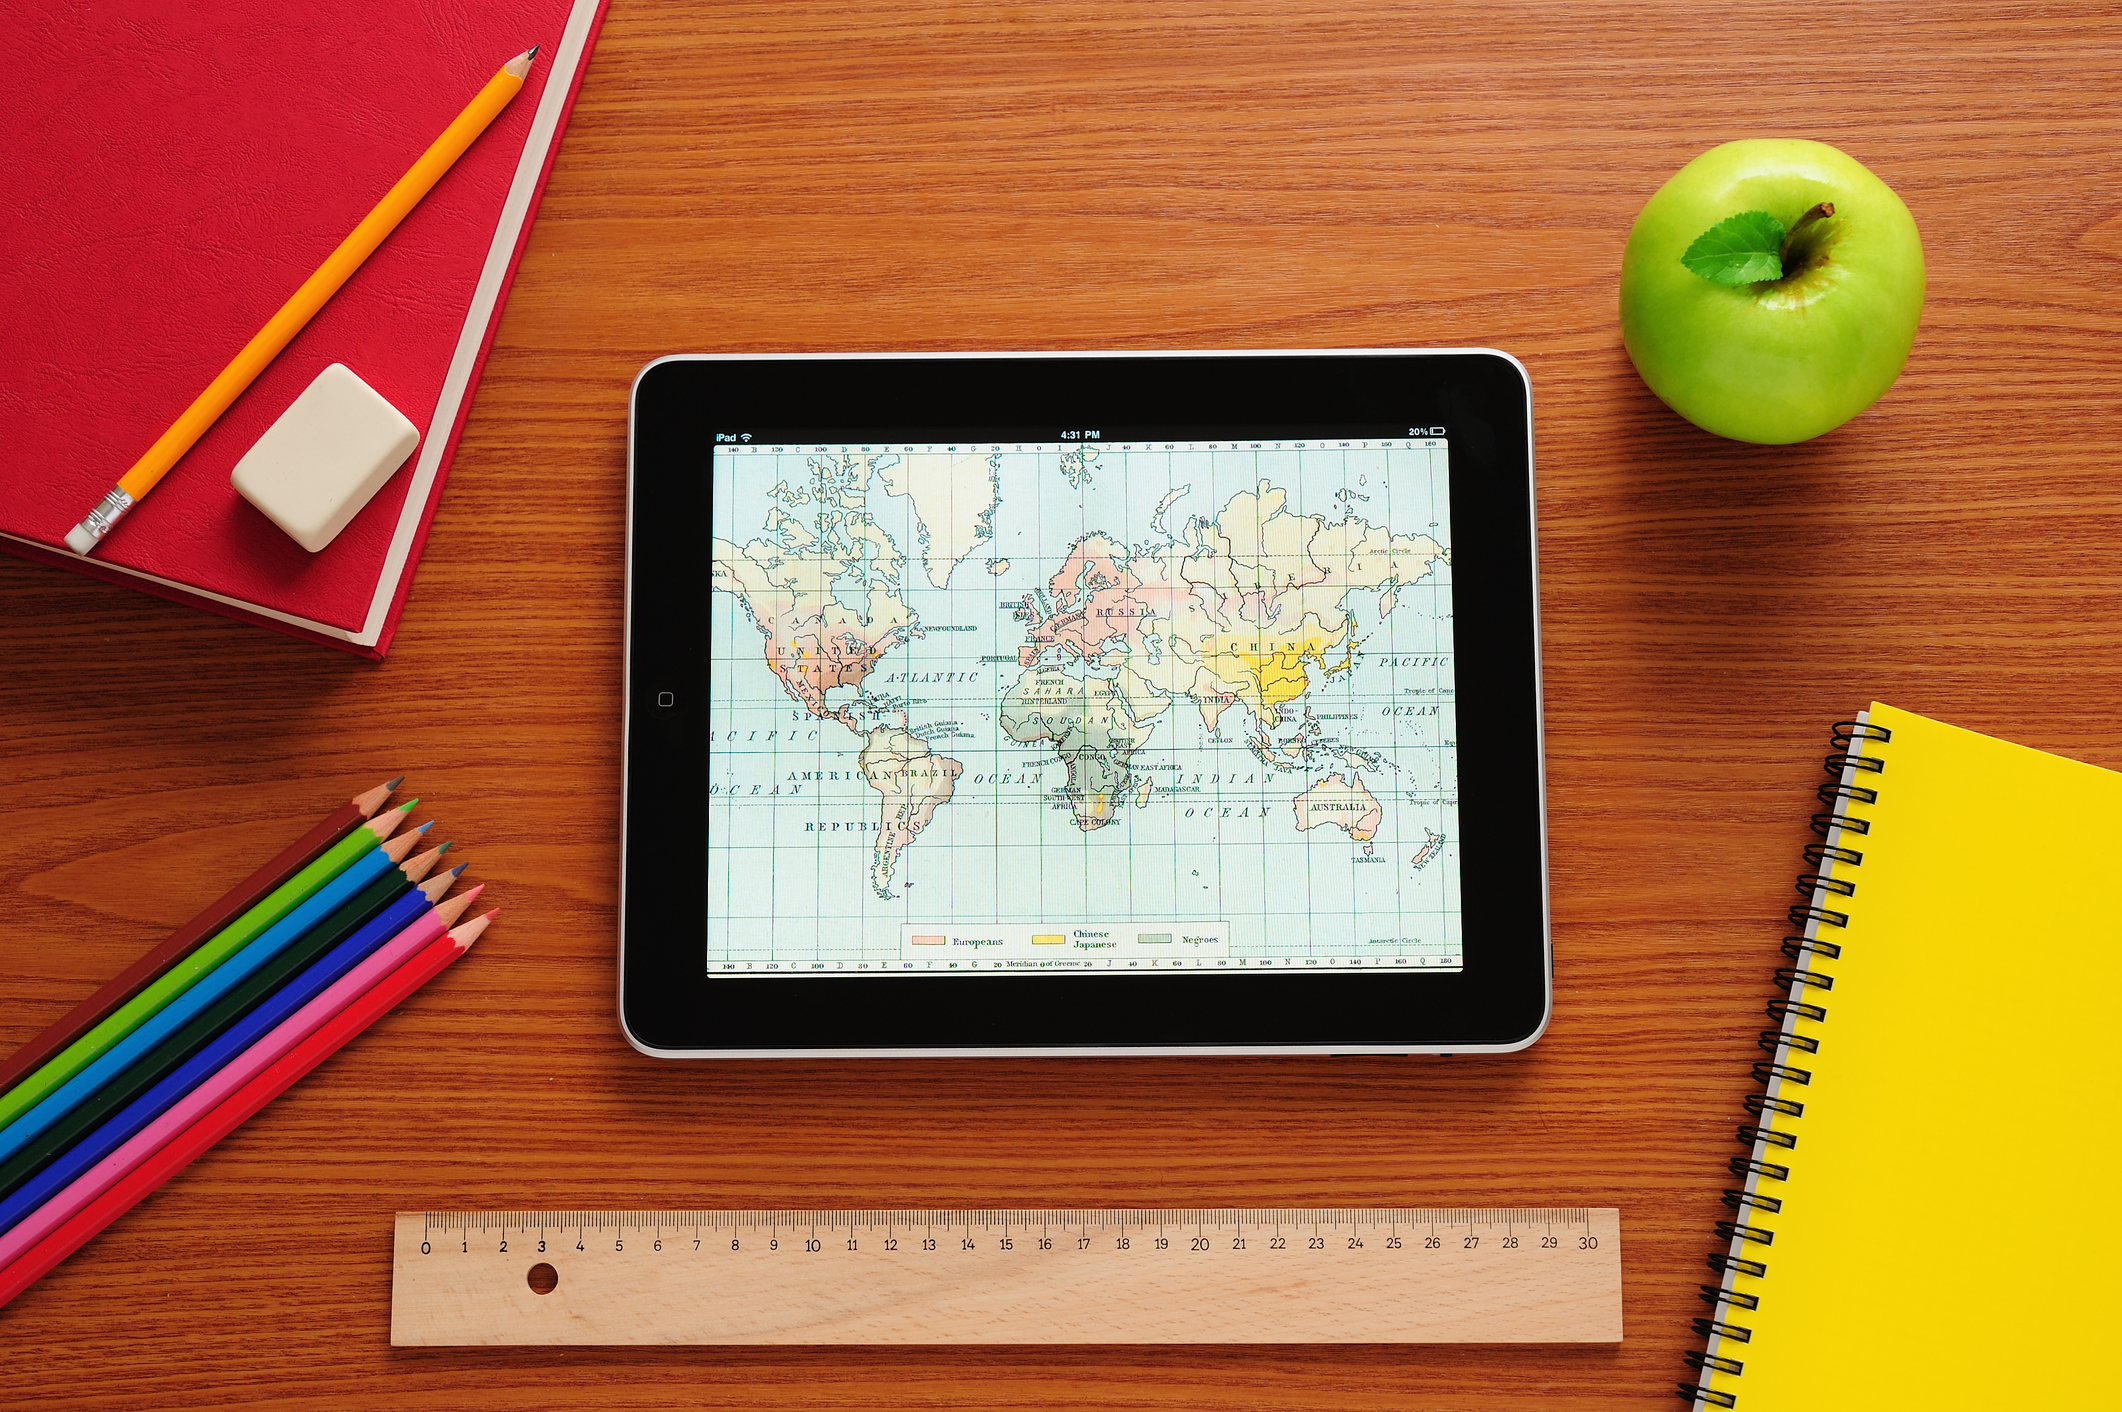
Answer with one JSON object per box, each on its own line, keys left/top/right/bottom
{"left": 0, "top": 824, "right": 430, "bottom": 1165}
{"left": 0, "top": 874, "right": 462, "bottom": 1240}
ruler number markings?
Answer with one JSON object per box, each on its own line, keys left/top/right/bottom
{"left": 415, "top": 1209, "right": 1603, "bottom": 1260}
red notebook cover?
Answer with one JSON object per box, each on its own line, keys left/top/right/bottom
{"left": 0, "top": 0, "right": 608, "bottom": 658}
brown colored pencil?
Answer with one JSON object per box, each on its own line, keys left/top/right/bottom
{"left": 0, "top": 778, "right": 403, "bottom": 1095}
{"left": 0, "top": 906, "right": 495, "bottom": 1311}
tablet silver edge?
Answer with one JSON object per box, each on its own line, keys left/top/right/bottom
{"left": 619, "top": 348, "right": 1549, "bottom": 1059}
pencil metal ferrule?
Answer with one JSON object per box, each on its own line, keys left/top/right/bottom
{"left": 68, "top": 486, "right": 136, "bottom": 553}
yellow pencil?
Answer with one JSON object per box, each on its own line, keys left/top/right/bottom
{"left": 66, "top": 46, "right": 541, "bottom": 557}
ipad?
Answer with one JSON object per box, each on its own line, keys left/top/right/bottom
{"left": 622, "top": 350, "right": 1547, "bottom": 1056}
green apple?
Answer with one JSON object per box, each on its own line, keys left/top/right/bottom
{"left": 1620, "top": 139, "right": 1924, "bottom": 444}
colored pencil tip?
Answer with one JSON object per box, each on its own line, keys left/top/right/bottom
{"left": 527, "top": 44, "right": 539, "bottom": 59}
{"left": 449, "top": 862, "right": 467, "bottom": 876}
{"left": 461, "top": 883, "right": 487, "bottom": 902}
{"left": 404, "top": 843, "right": 448, "bottom": 881}
{"left": 386, "top": 776, "right": 405, "bottom": 790}
{"left": 397, "top": 799, "right": 419, "bottom": 811}
{"left": 352, "top": 779, "right": 400, "bottom": 816}
{"left": 449, "top": 909, "right": 497, "bottom": 947}
{"left": 434, "top": 839, "right": 452, "bottom": 854}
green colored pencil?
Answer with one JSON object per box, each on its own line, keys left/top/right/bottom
{"left": 0, "top": 846, "right": 455, "bottom": 1205}
{"left": 0, "top": 802, "right": 417, "bottom": 1130}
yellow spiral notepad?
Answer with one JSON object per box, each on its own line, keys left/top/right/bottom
{"left": 1686, "top": 702, "right": 2121, "bottom": 1410}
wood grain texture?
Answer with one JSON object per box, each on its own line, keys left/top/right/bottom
{"left": 3, "top": 0, "right": 2120, "bottom": 1404}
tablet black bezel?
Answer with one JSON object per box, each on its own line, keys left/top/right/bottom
{"left": 621, "top": 351, "right": 1546, "bottom": 1054}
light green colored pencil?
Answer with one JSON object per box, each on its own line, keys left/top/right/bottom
{"left": 0, "top": 801, "right": 418, "bottom": 1129}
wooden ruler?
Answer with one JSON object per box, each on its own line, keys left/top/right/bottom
{"left": 391, "top": 1207, "right": 1621, "bottom": 1345}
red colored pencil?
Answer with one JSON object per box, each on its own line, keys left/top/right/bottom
{"left": 0, "top": 909, "right": 493, "bottom": 1310}
{"left": 0, "top": 778, "right": 403, "bottom": 1096}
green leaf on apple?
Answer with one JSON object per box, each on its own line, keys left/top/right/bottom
{"left": 1679, "top": 210, "right": 1788, "bottom": 285}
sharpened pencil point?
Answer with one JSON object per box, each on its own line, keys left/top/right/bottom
{"left": 386, "top": 776, "right": 405, "bottom": 790}
{"left": 430, "top": 883, "right": 481, "bottom": 925}
{"left": 414, "top": 818, "right": 434, "bottom": 834}
{"left": 504, "top": 46, "right": 539, "bottom": 79}
{"left": 449, "top": 908, "right": 498, "bottom": 946}
{"left": 449, "top": 862, "right": 466, "bottom": 876}
{"left": 380, "top": 829, "right": 424, "bottom": 863}
{"left": 435, "top": 839, "right": 452, "bottom": 855}
{"left": 352, "top": 779, "right": 401, "bottom": 816}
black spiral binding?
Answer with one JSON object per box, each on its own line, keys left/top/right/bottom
{"left": 1677, "top": 718, "right": 1891, "bottom": 1409}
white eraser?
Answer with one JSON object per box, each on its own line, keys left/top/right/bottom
{"left": 231, "top": 363, "right": 419, "bottom": 554}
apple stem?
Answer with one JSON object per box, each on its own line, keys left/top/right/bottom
{"left": 1779, "top": 202, "right": 1836, "bottom": 274}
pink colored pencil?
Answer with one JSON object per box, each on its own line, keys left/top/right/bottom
{"left": 0, "top": 911, "right": 492, "bottom": 1311}
{"left": 0, "top": 887, "right": 483, "bottom": 1277}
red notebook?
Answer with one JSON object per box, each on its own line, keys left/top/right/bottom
{"left": 0, "top": 0, "right": 608, "bottom": 658}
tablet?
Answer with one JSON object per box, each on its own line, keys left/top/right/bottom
{"left": 622, "top": 350, "right": 1547, "bottom": 1056}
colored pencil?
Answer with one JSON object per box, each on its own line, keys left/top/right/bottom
{"left": 0, "top": 801, "right": 416, "bottom": 1129}
{"left": 0, "top": 845, "right": 452, "bottom": 1206}
{"left": 0, "top": 778, "right": 400, "bottom": 1096}
{"left": 0, "top": 873, "right": 470, "bottom": 1241}
{"left": 0, "top": 820, "right": 430, "bottom": 1161}
{"left": 0, "top": 907, "right": 493, "bottom": 1300}
{"left": 64, "top": 45, "right": 541, "bottom": 555}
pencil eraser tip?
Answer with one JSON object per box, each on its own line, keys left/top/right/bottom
{"left": 230, "top": 363, "right": 419, "bottom": 554}
{"left": 63, "top": 523, "right": 97, "bottom": 555}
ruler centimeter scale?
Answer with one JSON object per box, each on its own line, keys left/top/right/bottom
{"left": 391, "top": 1207, "right": 1621, "bottom": 1345}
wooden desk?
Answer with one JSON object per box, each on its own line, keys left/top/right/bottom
{"left": 4, "top": 0, "right": 2118, "bottom": 1404}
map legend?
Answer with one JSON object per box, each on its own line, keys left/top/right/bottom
{"left": 898, "top": 923, "right": 1230, "bottom": 969}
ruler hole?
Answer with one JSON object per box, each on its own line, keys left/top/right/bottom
{"left": 527, "top": 1262, "right": 559, "bottom": 1296}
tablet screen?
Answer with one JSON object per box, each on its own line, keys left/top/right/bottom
{"left": 707, "top": 430, "right": 1459, "bottom": 978}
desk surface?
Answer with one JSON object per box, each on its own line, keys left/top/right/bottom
{"left": 5, "top": 0, "right": 2120, "bottom": 1405}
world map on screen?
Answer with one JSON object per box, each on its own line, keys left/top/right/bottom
{"left": 706, "top": 437, "right": 1461, "bottom": 975}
